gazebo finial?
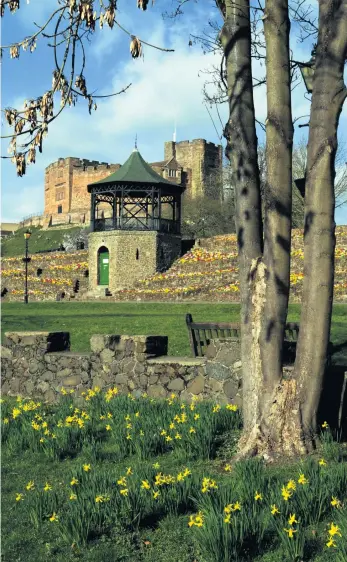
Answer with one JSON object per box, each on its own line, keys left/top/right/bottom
{"left": 133, "top": 133, "right": 138, "bottom": 152}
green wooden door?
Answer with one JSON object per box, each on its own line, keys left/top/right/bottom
{"left": 98, "top": 248, "right": 109, "bottom": 285}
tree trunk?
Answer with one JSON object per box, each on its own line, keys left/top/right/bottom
{"left": 220, "top": 0, "right": 263, "bottom": 434}
{"left": 293, "top": 0, "right": 347, "bottom": 442}
{"left": 222, "top": 0, "right": 347, "bottom": 460}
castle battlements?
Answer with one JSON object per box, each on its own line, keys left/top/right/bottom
{"left": 43, "top": 139, "right": 222, "bottom": 227}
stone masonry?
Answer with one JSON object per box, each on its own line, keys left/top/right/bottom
{"left": 43, "top": 139, "right": 222, "bottom": 227}
{"left": 1, "top": 332, "right": 246, "bottom": 407}
{"left": 88, "top": 230, "right": 182, "bottom": 293}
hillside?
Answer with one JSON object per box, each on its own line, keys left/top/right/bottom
{"left": 1, "top": 250, "right": 89, "bottom": 302}
{"left": 1, "top": 226, "right": 346, "bottom": 302}
{"left": 1, "top": 225, "right": 85, "bottom": 257}
{"left": 111, "top": 226, "right": 347, "bottom": 302}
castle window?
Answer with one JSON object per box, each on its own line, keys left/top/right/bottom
{"left": 168, "top": 169, "right": 176, "bottom": 177}
{"left": 136, "top": 249, "right": 139, "bottom": 260}
{"left": 57, "top": 205, "right": 62, "bottom": 214}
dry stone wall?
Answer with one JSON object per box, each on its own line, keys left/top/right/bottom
{"left": 1, "top": 332, "right": 245, "bottom": 407}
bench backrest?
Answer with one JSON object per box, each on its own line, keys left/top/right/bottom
{"left": 185, "top": 313, "right": 300, "bottom": 357}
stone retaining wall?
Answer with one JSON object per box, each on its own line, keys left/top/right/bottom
{"left": 1, "top": 331, "right": 246, "bottom": 406}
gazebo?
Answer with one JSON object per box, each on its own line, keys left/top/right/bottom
{"left": 88, "top": 147, "right": 185, "bottom": 235}
{"left": 86, "top": 146, "right": 185, "bottom": 295}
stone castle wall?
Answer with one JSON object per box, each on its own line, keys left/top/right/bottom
{"left": 1, "top": 331, "right": 244, "bottom": 406}
{"left": 88, "top": 231, "right": 182, "bottom": 293}
{"left": 43, "top": 140, "right": 222, "bottom": 226}
{"left": 164, "top": 139, "right": 223, "bottom": 199}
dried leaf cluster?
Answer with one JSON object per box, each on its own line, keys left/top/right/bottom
{"left": 130, "top": 36, "right": 142, "bottom": 58}
{"left": 1, "top": 0, "right": 166, "bottom": 175}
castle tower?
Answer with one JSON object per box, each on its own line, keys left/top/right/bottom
{"left": 87, "top": 147, "right": 184, "bottom": 295}
{"left": 164, "top": 139, "right": 223, "bottom": 199}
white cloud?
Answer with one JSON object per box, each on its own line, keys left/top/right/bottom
{"left": 2, "top": 6, "right": 346, "bottom": 224}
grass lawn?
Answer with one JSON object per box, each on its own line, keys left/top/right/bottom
{"left": 2, "top": 302, "right": 347, "bottom": 364}
{"left": 2, "top": 392, "right": 347, "bottom": 562}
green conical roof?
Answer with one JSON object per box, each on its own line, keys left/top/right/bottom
{"left": 88, "top": 149, "right": 174, "bottom": 190}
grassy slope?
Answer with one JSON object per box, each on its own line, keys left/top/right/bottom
{"left": 2, "top": 302, "right": 347, "bottom": 364}
{"left": 1, "top": 226, "right": 85, "bottom": 257}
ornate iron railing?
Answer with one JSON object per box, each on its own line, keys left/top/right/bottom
{"left": 92, "top": 217, "right": 180, "bottom": 234}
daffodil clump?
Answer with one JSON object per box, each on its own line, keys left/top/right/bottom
{"left": 3, "top": 392, "right": 347, "bottom": 559}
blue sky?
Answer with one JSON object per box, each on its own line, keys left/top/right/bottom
{"left": 1, "top": 0, "right": 346, "bottom": 224}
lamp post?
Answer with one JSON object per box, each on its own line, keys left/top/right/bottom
{"left": 294, "top": 45, "right": 317, "bottom": 197}
{"left": 23, "top": 230, "right": 31, "bottom": 304}
{"left": 299, "top": 44, "right": 316, "bottom": 94}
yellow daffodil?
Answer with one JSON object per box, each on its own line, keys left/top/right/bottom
{"left": 322, "top": 421, "right": 329, "bottom": 428}
{"left": 95, "top": 495, "right": 104, "bottom": 503}
{"left": 26, "top": 481, "right": 35, "bottom": 491}
{"left": 106, "top": 424, "right": 112, "bottom": 431}
{"left": 117, "top": 477, "right": 127, "bottom": 486}
{"left": 189, "top": 427, "right": 196, "bottom": 434}
{"left": 126, "top": 433, "right": 132, "bottom": 440}
{"left": 15, "top": 493, "right": 24, "bottom": 501}
{"left": 160, "top": 430, "right": 167, "bottom": 436}
{"left": 126, "top": 467, "right": 133, "bottom": 476}
{"left": 271, "top": 504, "right": 280, "bottom": 515}
{"left": 194, "top": 414, "right": 200, "bottom": 421}
{"left": 3, "top": 418, "right": 9, "bottom": 424}
{"left": 177, "top": 473, "right": 185, "bottom": 482}
{"left": 12, "top": 408, "right": 21, "bottom": 419}
{"left": 224, "top": 513, "right": 231, "bottom": 524}
{"left": 126, "top": 423, "right": 132, "bottom": 429}
{"left": 83, "top": 464, "right": 91, "bottom": 472}
{"left": 169, "top": 423, "right": 176, "bottom": 430}
{"left": 100, "top": 415, "right": 106, "bottom": 420}
{"left": 70, "top": 477, "right": 78, "bottom": 486}
{"left": 183, "top": 468, "right": 191, "bottom": 477}
{"left": 190, "top": 404, "right": 195, "bottom": 411}
{"left": 153, "top": 490, "right": 160, "bottom": 500}
{"left": 319, "top": 458, "right": 327, "bottom": 466}
{"left": 141, "top": 480, "right": 151, "bottom": 490}
{"left": 166, "top": 435, "right": 172, "bottom": 442}
{"left": 328, "top": 523, "right": 342, "bottom": 537}
{"left": 153, "top": 462, "right": 160, "bottom": 469}
{"left": 140, "top": 430, "right": 144, "bottom": 436}
{"left": 331, "top": 496, "right": 341, "bottom": 508}
{"left": 224, "top": 464, "right": 232, "bottom": 472}
{"left": 175, "top": 433, "right": 182, "bottom": 440}
{"left": 188, "top": 511, "right": 204, "bottom": 528}
{"left": 49, "top": 512, "right": 58, "bottom": 522}
{"left": 120, "top": 489, "right": 128, "bottom": 496}
{"left": 44, "top": 482, "right": 52, "bottom": 492}
{"left": 107, "top": 412, "right": 113, "bottom": 419}
{"left": 232, "top": 501, "right": 241, "bottom": 511}
{"left": 284, "top": 527, "right": 297, "bottom": 538}
{"left": 326, "top": 537, "right": 337, "bottom": 548}
{"left": 297, "top": 473, "right": 309, "bottom": 485}
{"left": 254, "top": 491, "right": 262, "bottom": 501}
{"left": 286, "top": 479, "right": 296, "bottom": 491}
{"left": 212, "top": 405, "right": 221, "bottom": 413}
{"left": 281, "top": 486, "right": 292, "bottom": 501}
{"left": 70, "top": 493, "right": 77, "bottom": 500}
{"left": 288, "top": 514, "right": 298, "bottom": 525}
{"left": 135, "top": 411, "right": 140, "bottom": 417}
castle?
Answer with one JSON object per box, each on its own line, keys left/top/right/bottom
{"left": 40, "top": 139, "right": 222, "bottom": 228}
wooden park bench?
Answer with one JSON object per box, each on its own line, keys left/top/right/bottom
{"left": 186, "top": 313, "right": 300, "bottom": 360}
